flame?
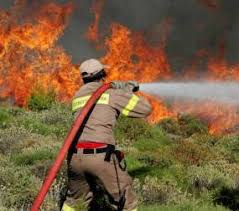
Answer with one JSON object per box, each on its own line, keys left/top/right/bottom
{"left": 143, "top": 94, "right": 175, "bottom": 123}
{"left": 173, "top": 101, "right": 239, "bottom": 134}
{"left": 86, "top": 0, "right": 106, "bottom": 43}
{"left": 207, "top": 58, "right": 239, "bottom": 81}
{"left": 102, "top": 23, "right": 171, "bottom": 82}
{"left": 99, "top": 23, "right": 173, "bottom": 123}
{"left": 1, "top": 0, "right": 239, "bottom": 135}
{"left": 0, "top": 1, "right": 80, "bottom": 106}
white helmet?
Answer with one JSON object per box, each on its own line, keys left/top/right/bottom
{"left": 79, "top": 58, "right": 110, "bottom": 78}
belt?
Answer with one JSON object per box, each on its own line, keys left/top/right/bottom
{"left": 76, "top": 141, "right": 108, "bottom": 154}
{"left": 82, "top": 147, "right": 108, "bottom": 154}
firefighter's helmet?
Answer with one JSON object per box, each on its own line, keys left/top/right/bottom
{"left": 79, "top": 59, "right": 110, "bottom": 79}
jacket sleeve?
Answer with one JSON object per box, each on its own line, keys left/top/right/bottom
{"left": 110, "top": 89, "right": 152, "bottom": 118}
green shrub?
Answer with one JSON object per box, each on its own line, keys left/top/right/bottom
{"left": 28, "top": 87, "right": 56, "bottom": 111}
{"left": 0, "top": 126, "right": 36, "bottom": 154}
{"left": 187, "top": 164, "right": 235, "bottom": 193}
{"left": 11, "top": 148, "right": 56, "bottom": 166}
{"left": 139, "top": 202, "right": 229, "bottom": 211}
{"left": 1, "top": 104, "right": 239, "bottom": 211}
{"left": 0, "top": 108, "right": 12, "bottom": 128}
{"left": 21, "top": 118, "right": 54, "bottom": 136}
{"left": 138, "top": 154, "right": 161, "bottom": 167}
{"left": 134, "top": 176, "right": 184, "bottom": 204}
{"left": 192, "top": 133, "right": 219, "bottom": 146}
{"left": 209, "top": 160, "right": 239, "bottom": 182}
{"left": 134, "top": 132, "right": 169, "bottom": 152}
{"left": 114, "top": 116, "right": 153, "bottom": 146}
{"left": 158, "top": 115, "right": 208, "bottom": 138}
{"left": 157, "top": 118, "right": 181, "bottom": 135}
{"left": 215, "top": 136, "right": 239, "bottom": 163}
{"left": 0, "top": 162, "right": 40, "bottom": 209}
{"left": 41, "top": 103, "right": 73, "bottom": 138}
{"left": 15, "top": 103, "right": 72, "bottom": 138}
{"left": 178, "top": 114, "right": 208, "bottom": 137}
{"left": 7, "top": 107, "right": 25, "bottom": 116}
{"left": 172, "top": 140, "right": 215, "bottom": 165}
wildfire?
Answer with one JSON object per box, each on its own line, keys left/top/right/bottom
{"left": 0, "top": 0, "right": 239, "bottom": 135}
{"left": 144, "top": 94, "right": 175, "bottom": 123}
{"left": 207, "top": 58, "right": 239, "bottom": 81}
{"left": 173, "top": 100, "right": 239, "bottom": 134}
{"left": 0, "top": 1, "right": 80, "bottom": 106}
{"left": 102, "top": 23, "right": 171, "bottom": 82}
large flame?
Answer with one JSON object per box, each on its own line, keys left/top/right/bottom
{"left": 100, "top": 23, "right": 173, "bottom": 124}
{"left": 208, "top": 58, "right": 239, "bottom": 81}
{"left": 173, "top": 100, "right": 239, "bottom": 134}
{"left": 0, "top": 0, "right": 239, "bottom": 134}
{"left": 0, "top": 1, "right": 80, "bottom": 106}
{"left": 102, "top": 23, "right": 171, "bottom": 82}
{"left": 85, "top": 0, "right": 239, "bottom": 134}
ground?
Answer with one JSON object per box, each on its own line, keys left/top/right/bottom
{"left": 0, "top": 100, "right": 239, "bottom": 211}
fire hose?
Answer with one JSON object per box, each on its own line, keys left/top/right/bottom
{"left": 31, "top": 83, "right": 112, "bottom": 211}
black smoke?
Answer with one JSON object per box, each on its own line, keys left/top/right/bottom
{"left": 1, "top": 0, "right": 239, "bottom": 72}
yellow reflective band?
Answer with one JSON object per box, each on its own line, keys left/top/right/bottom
{"left": 72, "top": 95, "right": 90, "bottom": 112}
{"left": 62, "top": 203, "right": 75, "bottom": 211}
{"left": 97, "top": 93, "right": 110, "bottom": 105}
{"left": 122, "top": 94, "right": 139, "bottom": 116}
{"left": 72, "top": 93, "right": 110, "bottom": 112}
{"left": 132, "top": 208, "right": 138, "bottom": 211}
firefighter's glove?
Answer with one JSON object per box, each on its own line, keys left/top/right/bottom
{"left": 111, "top": 81, "right": 139, "bottom": 92}
{"left": 111, "top": 81, "right": 127, "bottom": 90}
{"left": 127, "top": 81, "right": 139, "bottom": 92}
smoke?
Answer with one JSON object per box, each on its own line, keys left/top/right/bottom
{"left": 0, "top": 0, "right": 239, "bottom": 70}
{"left": 140, "top": 82, "right": 239, "bottom": 105}
{"left": 61, "top": 0, "right": 239, "bottom": 69}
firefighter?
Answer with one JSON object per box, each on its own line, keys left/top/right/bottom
{"left": 62, "top": 58, "right": 152, "bottom": 211}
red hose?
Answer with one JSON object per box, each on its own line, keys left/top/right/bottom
{"left": 31, "top": 83, "right": 112, "bottom": 211}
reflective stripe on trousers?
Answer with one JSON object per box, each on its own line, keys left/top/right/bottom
{"left": 62, "top": 203, "right": 75, "bottom": 211}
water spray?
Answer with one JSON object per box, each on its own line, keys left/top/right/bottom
{"left": 140, "top": 82, "right": 239, "bottom": 105}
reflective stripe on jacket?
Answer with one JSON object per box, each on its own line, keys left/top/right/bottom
{"left": 72, "top": 82, "right": 152, "bottom": 145}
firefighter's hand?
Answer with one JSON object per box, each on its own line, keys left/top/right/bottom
{"left": 111, "top": 81, "right": 127, "bottom": 90}
{"left": 127, "top": 81, "right": 139, "bottom": 92}
{"left": 112, "top": 81, "right": 139, "bottom": 92}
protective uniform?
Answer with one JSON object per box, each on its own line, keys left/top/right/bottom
{"left": 62, "top": 60, "right": 152, "bottom": 211}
